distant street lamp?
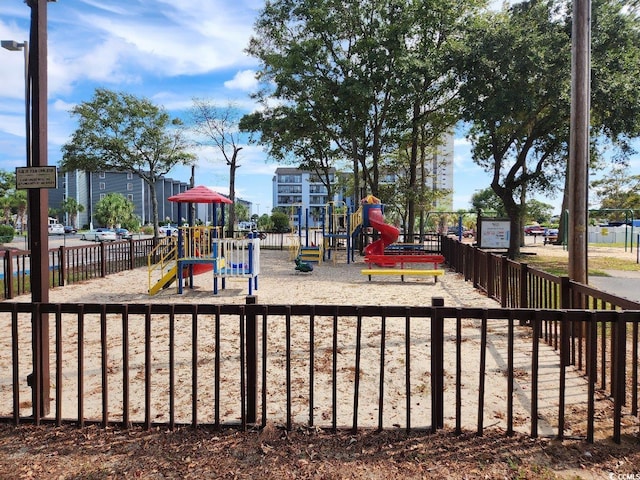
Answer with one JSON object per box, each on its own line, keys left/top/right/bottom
{"left": 2, "top": 40, "right": 30, "bottom": 243}
{"left": 1, "top": 40, "right": 30, "bottom": 168}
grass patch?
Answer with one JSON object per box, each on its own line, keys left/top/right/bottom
{"left": 519, "top": 254, "right": 640, "bottom": 277}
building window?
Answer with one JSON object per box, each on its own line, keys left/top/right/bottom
{"left": 127, "top": 194, "right": 134, "bottom": 202}
{"left": 99, "top": 182, "right": 105, "bottom": 190}
{"left": 278, "top": 185, "right": 302, "bottom": 194}
{"left": 127, "top": 172, "right": 133, "bottom": 180}
{"left": 99, "top": 172, "right": 106, "bottom": 179}
{"left": 100, "top": 193, "right": 106, "bottom": 200}
{"left": 127, "top": 183, "right": 133, "bottom": 191}
{"left": 309, "top": 185, "right": 327, "bottom": 194}
{"left": 278, "top": 174, "right": 301, "bottom": 183}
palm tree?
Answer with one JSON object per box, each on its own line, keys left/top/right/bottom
{"left": 0, "top": 196, "right": 11, "bottom": 225}
{"left": 11, "top": 190, "right": 27, "bottom": 234}
{"left": 60, "top": 197, "right": 85, "bottom": 228}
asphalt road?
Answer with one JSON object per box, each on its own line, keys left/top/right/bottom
{"left": 589, "top": 272, "right": 640, "bottom": 304}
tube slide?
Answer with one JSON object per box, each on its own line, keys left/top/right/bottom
{"left": 364, "top": 207, "right": 400, "bottom": 257}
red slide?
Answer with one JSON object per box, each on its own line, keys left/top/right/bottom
{"left": 364, "top": 207, "right": 400, "bottom": 257}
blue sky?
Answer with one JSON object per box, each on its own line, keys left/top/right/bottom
{"left": 0, "top": 1, "right": 597, "bottom": 217}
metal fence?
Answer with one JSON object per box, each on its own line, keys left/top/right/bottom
{"left": 442, "top": 236, "right": 640, "bottom": 430}
{"left": 0, "top": 301, "right": 638, "bottom": 443}
{"left": 1, "top": 235, "right": 639, "bottom": 444}
{"left": 0, "top": 234, "right": 300, "bottom": 301}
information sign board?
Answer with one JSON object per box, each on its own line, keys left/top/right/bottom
{"left": 478, "top": 218, "right": 511, "bottom": 249}
{"left": 15, "top": 166, "right": 58, "bottom": 189}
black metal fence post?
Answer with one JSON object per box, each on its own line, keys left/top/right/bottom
{"left": 431, "top": 296, "right": 444, "bottom": 430}
{"left": 245, "top": 296, "right": 257, "bottom": 424}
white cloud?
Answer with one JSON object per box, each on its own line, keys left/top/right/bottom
{"left": 224, "top": 70, "right": 258, "bottom": 92}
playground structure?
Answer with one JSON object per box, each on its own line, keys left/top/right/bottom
{"left": 287, "top": 204, "right": 324, "bottom": 264}
{"left": 322, "top": 201, "right": 350, "bottom": 263}
{"left": 284, "top": 195, "right": 446, "bottom": 281}
{"left": 147, "top": 186, "right": 260, "bottom": 296}
{"left": 357, "top": 195, "right": 446, "bottom": 282}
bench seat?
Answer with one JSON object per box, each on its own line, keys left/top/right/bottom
{"left": 361, "top": 268, "right": 445, "bottom": 283}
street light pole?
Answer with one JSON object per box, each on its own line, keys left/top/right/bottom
{"left": 1, "top": 40, "right": 30, "bottom": 245}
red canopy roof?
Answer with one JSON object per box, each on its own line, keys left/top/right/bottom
{"left": 168, "top": 185, "right": 232, "bottom": 204}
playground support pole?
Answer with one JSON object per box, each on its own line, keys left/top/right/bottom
{"left": 305, "top": 208, "right": 309, "bottom": 248}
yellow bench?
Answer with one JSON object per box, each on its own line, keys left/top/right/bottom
{"left": 361, "top": 269, "right": 445, "bottom": 283}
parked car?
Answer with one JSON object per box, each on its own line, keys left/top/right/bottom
{"left": 524, "top": 225, "right": 545, "bottom": 235}
{"left": 80, "top": 228, "right": 117, "bottom": 242}
{"left": 543, "top": 228, "right": 559, "bottom": 245}
{"left": 64, "top": 225, "right": 77, "bottom": 234}
{"left": 48, "top": 223, "right": 65, "bottom": 235}
{"left": 115, "top": 228, "right": 132, "bottom": 239}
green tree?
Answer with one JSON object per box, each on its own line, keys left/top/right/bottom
{"left": 454, "top": 0, "right": 640, "bottom": 257}
{"left": 471, "top": 188, "right": 506, "bottom": 217}
{"left": 591, "top": 165, "right": 640, "bottom": 221}
{"left": 60, "top": 88, "right": 195, "bottom": 238}
{"left": 0, "top": 171, "right": 15, "bottom": 198}
{"left": 94, "top": 193, "right": 136, "bottom": 228}
{"left": 190, "top": 101, "right": 243, "bottom": 236}
{"left": 60, "top": 197, "right": 85, "bottom": 228}
{"left": 257, "top": 213, "right": 272, "bottom": 230}
{"left": 11, "top": 190, "right": 27, "bottom": 234}
{"left": 270, "top": 211, "right": 290, "bottom": 233}
{"left": 0, "top": 196, "right": 11, "bottom": 225}
{"left": 0, "top": 171, "right": 18, "bottom": 226}
{"left": 245, "top": 0, "right": 479, "bottom": 222}
{"left": 525, "top": 199, "right": 554, "bottom": 225}
{"left": 235, "top": 202, "right": 249, "bottom": 223}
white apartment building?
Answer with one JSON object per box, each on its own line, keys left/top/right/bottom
{"left": 272, "top": 168, "right": 347, "bottom": 228}
{"left": 272, "top": 133, "right": 454, "bottom": 225}
{"left": 428, "top": 132, "right": 454, "bottom": 210}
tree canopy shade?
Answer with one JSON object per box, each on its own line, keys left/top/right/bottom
{"left": 244, "top": 0, "right": 484, "bottom": 238}
{"left": 60, "top": 88, "right": 195, "bottom": 237}
{"left": 454, "top": 0, "right": 640, "bottom": 257}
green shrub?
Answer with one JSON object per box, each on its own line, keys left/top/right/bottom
{"left": 0, "top": 224, "right": 15, "bottom": 243}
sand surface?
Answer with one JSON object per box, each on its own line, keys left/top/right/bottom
{"left": 0, "top": 248, "right": 598, "bottom": 435}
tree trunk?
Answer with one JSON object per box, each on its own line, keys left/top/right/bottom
{"left": 500, "top": 191, "right": 522, "bottom": 259}
{"left": 406, "top": 101, "right": 421, "bottom": 241}
{"left": 228, "top": 151, "right": 238, "bottom": 238}
{"left": 149, "top": 180, "right": 159, "bottom": 238}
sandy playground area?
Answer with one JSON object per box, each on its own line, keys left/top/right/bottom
{"left": 0, "top": 249, "right": 606, "bottom": 437}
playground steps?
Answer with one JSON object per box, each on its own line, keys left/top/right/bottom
{"left": 299, "top": 246, "right": 323, "bottom": 263}
{"left": 149, "top": 262, "right": 177, "bottom": 295}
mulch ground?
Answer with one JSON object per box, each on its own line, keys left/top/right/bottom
{"left": 0, "top": 422, "right": 638, "bottom": 479}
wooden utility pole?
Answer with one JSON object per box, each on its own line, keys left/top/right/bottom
{"left": 568, "top": 0, "right": 591, "bottom": 302}
{"left": 27, "top": 0, "right": 51, "bottom": 417}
